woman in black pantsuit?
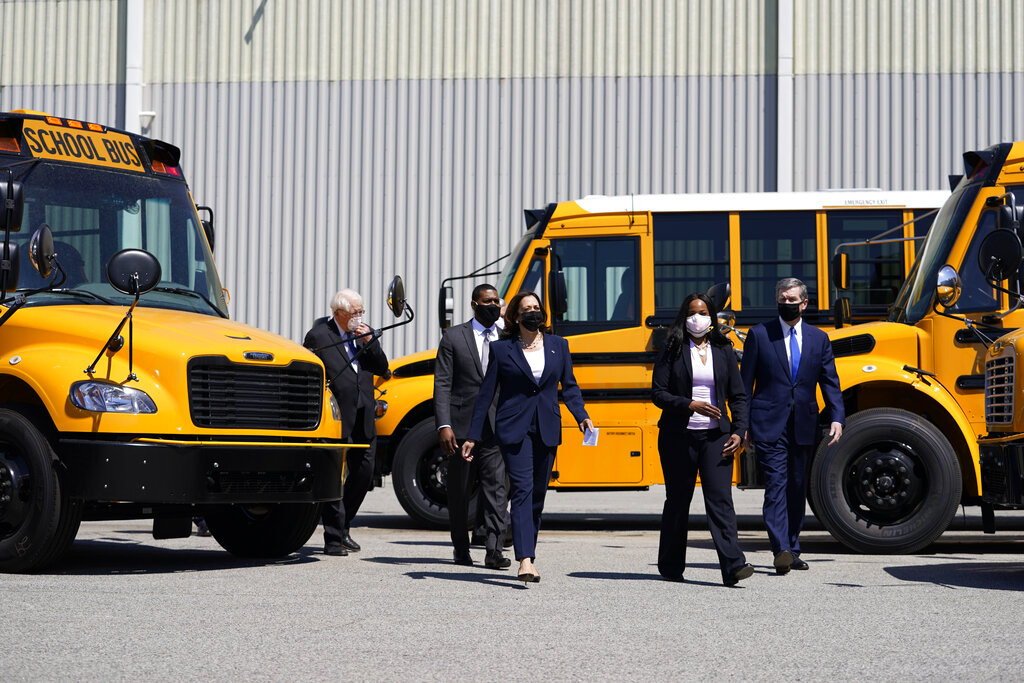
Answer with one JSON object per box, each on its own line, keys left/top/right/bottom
{"left": 651, "top": 292, "right": 753, "bottom": 586}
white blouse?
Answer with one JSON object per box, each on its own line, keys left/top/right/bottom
{"left": 687, "top": 341, "right": 718, "bottom": 430}
{"left": 524, "top": 342, "right": 545, "bottom": 381}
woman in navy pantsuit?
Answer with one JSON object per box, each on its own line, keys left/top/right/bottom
{"left": 462, "top": 291, "right": 592, "bottom": 584}
{"left": 651, "top": 292, "right": 754, "bottom": 586}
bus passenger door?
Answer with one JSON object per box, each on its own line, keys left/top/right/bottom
{"left": 545, "top": 235, "right": 647, "bottom": 485}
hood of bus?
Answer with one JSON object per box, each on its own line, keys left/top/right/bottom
{"left": 0, "top": 304, "right": 339, "bottom": 437}
{"left": 828, "top": 320, "right": 922, "bottom": 386}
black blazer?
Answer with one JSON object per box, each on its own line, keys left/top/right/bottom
{"left": 651, "top": 341, "right": 748, "bottom": 437}
{"left": 304, "top": 317, "right": 389, "bottom": 440}
{"left": 433, "top": 319, "right": 497, "bottom": 439}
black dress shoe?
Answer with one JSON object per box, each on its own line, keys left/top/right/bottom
{"left": 660, "top": 572, "right": 685, "bottom": 583}
{"left": 340, "top": 532, "right": 361, "bottom": 552}
{"left": 791, "top": 557, "right": 809, "bottom": 570}
{"left": 484, "top": 551, "right": 511, "bottom": 570}
{"left": 324, "top": 545, "right": 348, "bottom": 556}
{"left": 453, "top": 549, "right": 473, "bottom": 566}
{"left": 724, "top": 563, "right": 755, "bottom": 586}
{"left": 774, "top": 550, "right": 795, "bottom": 574}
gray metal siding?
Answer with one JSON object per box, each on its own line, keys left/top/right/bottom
{"left": 144, "top": 75, "right": 769, "bottom": 357}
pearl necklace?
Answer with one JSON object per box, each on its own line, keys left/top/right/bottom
{"left": 694, "top": 340, "right": 709, "bottom": 360}
{"left": 520, "top": 334, "right": 542, "bottom": 351}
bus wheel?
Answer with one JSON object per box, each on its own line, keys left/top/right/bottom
{"left": 392, "top": 419, "right": 468, "bottom": 529}
{"left": 206, "top": 502, "right": 321, "bottom": 558}
{"left": 809, "top": 407, "right": 961, "bottom": 554}
{"left": 0, "top": 409, "right": 67, "bottom": 572}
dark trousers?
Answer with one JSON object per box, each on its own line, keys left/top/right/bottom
{"left": 501, "top": 429, "right": 556, "bottom": 562}
{"left": 658, "top": 427, "right": 746, "bottom": 580}
{"left": 323, "top": 413, "right": 375, "bottom": 548}
{"left": 755, "top": 414, "right": 811, "bottom": 556}
{"left": 447, "top": 438, "right": 509, "bottom": 554}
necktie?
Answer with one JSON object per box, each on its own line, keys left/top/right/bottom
{"left": 789, "top": 325, "right": 800, "bottom": 383}
{"left": 347, "top": 339, "right": 359, "bottom": 372}
{"left": 481, "top": 328, "right": 491, "bottom": 374}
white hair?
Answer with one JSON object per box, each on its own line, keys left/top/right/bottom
{"left": 330, "top": 288, "right": 363, "bottom": 314}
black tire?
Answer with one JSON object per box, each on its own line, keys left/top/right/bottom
{"left": 392, "top": 419, "right": 479, "bottom": 529}
{"left": 809, "top": 407, "right": 962, "bottom": 554}
{"left": 205, "top": 502, "right": 322, "bottom": 558}
{"left": 0, "top": 409, "right": 68, "bottom": 572}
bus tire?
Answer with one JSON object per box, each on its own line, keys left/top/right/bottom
{"left": 809, "top": 407, "right": 961, "bottom": 554}
{"left": 392, "top": 419, "right": 476, "bottom": 529}
{"left": 206, "top": 502, "right": 321, "bottom": 558}
{"left": 0, "top": 409, "right": 66, "bottom": 572}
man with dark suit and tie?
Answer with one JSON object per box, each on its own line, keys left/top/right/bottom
{"left": 434, "top": 283, "right": 511, "bottom": 568}
{"left": 304, "top": 288, "right": 389, "bottom": 556}
{"left": 741, "top": 278, "right": 844, "bottom": 574}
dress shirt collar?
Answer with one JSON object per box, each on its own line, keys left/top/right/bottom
{"left": 471, "top": 316, "right": 498, "bottom": 337}
{"left": 779, "top": 316, "right": 803, "bottom": 338}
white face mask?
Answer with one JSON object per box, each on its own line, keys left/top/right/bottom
{"left": 347, "top": 316, "right": 363, "bottom": 332}
{"left": 685, "top": 313, "right": 711, "bottom": 337}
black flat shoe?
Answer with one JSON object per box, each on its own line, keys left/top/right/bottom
{"left": 791, "top": 557, "right": 809, "bottom": 570}
{"left": 661, "top": 573, "right": 685, "bottom": 583}
{"left": 324, "top": 545, "right": 348, "bottom": 556}
{"left": 774, "top": 550, "right": 794, "bottom": 574}
{"left": 453, "top": 550, "right": 473, "bottom": 566}
{"left": 340, "top": 532, "right": 361, "bottom": 552}
{"left": 485, "top": 551, "right": 511, "bottom": 570}
{"left": 724, "top": 563, "right": 755, "bottom": 586}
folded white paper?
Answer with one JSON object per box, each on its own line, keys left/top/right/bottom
{"left": 583, "top": 427, "right": 599, "bottom": 447}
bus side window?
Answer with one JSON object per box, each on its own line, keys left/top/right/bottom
{"left": 827, "top": 210, "right": 905, "bottom": 312}
{"left": 652, "top": 212, "right": 729, "bottom": 316}
{"left": 739, "top": 211, "right": 817, "bottom": 314}
{"left": 548, "top": 237, "right": 639, "bottom": 333}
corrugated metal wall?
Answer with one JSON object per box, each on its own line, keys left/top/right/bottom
{"left": 792, "top": 0, "right": 1024, "bottom": 190}
{"left": 3, "top": 0, "right": 1024, "bottom": 359}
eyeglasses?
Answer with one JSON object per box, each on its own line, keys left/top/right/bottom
{"left": 349, "top": 309, "right": 365, "bottom": 316}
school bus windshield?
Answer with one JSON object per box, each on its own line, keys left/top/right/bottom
{"left": 8, "top": 160, "right": 226, "bottom": 316}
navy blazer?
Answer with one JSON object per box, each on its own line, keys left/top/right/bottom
{"left": 740, "top": 319, "right": 844, "bottom": 446}
{"left": 651, "top": 341, "right": 748, "bottom": 437}
{"left": 467, "top": 333, "right": 589, "bottom": 448}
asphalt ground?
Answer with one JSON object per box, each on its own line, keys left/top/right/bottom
{"left": 3, "top": 485, "right": 1023, "bottom": 681}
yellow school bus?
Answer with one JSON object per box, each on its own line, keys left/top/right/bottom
{"left": 0, "top": 111, "right": 347, "bottom": 571}
{"left": 374, "top": 189, "right": 948, "bottom": 551}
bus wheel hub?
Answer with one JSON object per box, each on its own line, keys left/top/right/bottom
{"left": 851, "top": 450, "right": 920, "bottom": 512}
{"left": 0, "top": 454, "right": 30, "bottom": 533}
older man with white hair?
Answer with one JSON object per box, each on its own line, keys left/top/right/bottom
{"left": 304, "top": 288, "right": 390, "bottom": 556}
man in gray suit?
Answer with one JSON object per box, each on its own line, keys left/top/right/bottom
{"left": 434, "top": 283, "right": 511, "bottom": 568}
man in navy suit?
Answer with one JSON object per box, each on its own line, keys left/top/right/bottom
{"left": 741, "top": 278, "right": 844, "bottom": 574}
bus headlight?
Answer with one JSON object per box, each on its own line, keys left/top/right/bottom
{"left": 70, "top": 381, "right": 157, "bottom": 414}
{"left": 329, "top": 394, "right": 342, "bottom": 421}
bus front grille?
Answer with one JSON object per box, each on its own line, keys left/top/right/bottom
{"left": 188, "top": 357, "right": 323, "bottom": 430}
{"left": 984, "top": 355, "right": 1014, "bottom": 425}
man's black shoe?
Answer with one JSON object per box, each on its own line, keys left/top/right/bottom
{"left": 774, "top": 550, "right": 794, "bottom": 575}
{"left": 340, "top": 532, "right": 361, "bottom": 552}
{"left": 724, "top": 563, "right": 755, "bottom": 586}
{"left": 324, "top": 545, "right": 348, "bottom": 556}
{"left": 453, "top": 549, "right": 473, "bottom": 566}
{"left": 484, "top": 551, "right": 511, "bottom": 570}
{"left": 791, "top": 557, "right": 809, "bottom": 570}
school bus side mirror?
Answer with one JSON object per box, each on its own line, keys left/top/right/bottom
{"left": 832, "top": 252, "right": 849, "bottom": 290}
{"left": 438, "top": 284, "right": 454, "bottom": 329}
{"left": 549, "top": 269, "right": 567, "bottom": 316}
{"left": 935, "top": 265, "right": 961, "bottom": 308}
{"left": 387, "top": 275, "right": 406, "bottom": 317}
{"left": 197, "top": 206, "right": 215, "bottom": 251}
{"left": 2, "top": 242, "right": 20, "bottom": 292}
{"left": 1, "top": 178, "right": 24, "bottom": 232}
{"left": 705, "top": 282, "right": 730, "bottom": 311}
{"left": 107, "top": 248, "right": 162, "bottom": 295}
{"left": 978, "top": 229, "right": 1023, "bottom": 282}
{"left": 29, "top": 223, "right": 54, "bottom": 278}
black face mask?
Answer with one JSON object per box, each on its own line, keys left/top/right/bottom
{"left": 475, "top": 303, "right": 501, "bottom": 327}
{"left": 778, "top": 301, "right": 803, "bottom": 322}
{"left": 520, "top": 310, "right": 544, "bottom": 332}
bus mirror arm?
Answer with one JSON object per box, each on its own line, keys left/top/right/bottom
{"left": 930, "top": 298, "right": 998, "bottom": 348}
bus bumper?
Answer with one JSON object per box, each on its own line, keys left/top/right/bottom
{"left": 58, "top": 438, "right": 346, "bottom": 504}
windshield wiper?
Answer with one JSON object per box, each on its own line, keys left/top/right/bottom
{"left": 152, "top": 286, "right": 228, "bottom": 318}
{"left": 39, "top": 288, "right": 117, "bottom": 305}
